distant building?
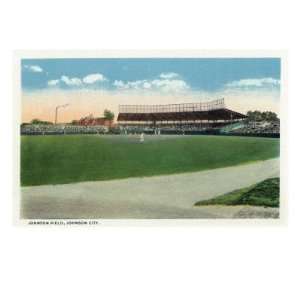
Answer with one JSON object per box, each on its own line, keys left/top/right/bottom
{"left": 73, "top": 114, "right": 113, "bottom": 127}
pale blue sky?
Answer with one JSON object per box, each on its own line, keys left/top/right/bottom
{"left": 21, "top": 58, "right": 281, "bottom": 93}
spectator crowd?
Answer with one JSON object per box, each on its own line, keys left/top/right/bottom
{"left": 21, "top": 124, "right": 108, "bottom": 135}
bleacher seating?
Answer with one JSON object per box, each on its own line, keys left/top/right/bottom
{"left": 21, "top": 121, "right": 280, "bottom": 137}
{"left": 220, "top": 122, "right": 245, "bottom": 133}
{"left": 21, "top": 124, "right": 108, "bottom": 135}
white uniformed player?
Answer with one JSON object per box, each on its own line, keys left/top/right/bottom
{"left": 140, "top": 132, "right": 144, "bottom": 143}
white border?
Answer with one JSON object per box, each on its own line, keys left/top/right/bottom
{"left": 13, "top": 50, "right": 287, "bottom": 227}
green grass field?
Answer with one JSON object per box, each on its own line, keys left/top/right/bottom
{"left": 195, "top": 177, "right": 280, "bottom": 207}
{"left": 21, "top": 134, "right": 279, "bottom": 186}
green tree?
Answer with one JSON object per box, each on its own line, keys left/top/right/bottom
{"left": 104, "top": 109, "right": 114, "bottom": 121}
{"left": 30, "top": 119, "right": 53, "bottom": 125}
{"left": 31, "top": 118, "right": 42, "bottom": 124}
{"left": 265, "top": 111, "right": 279, "bottom": 121}
{"left": 246, "top": 110, "right": 279, "bottom": 122}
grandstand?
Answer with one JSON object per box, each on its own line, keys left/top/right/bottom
{"left": 117, "top": 98, "right": 246, "bottom": 128}
{"left": 20, "top": 99, "right": 279, "bottom": 137}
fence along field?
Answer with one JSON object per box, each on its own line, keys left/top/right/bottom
{"left": 21, "top": 134, "right": 279, "bottom": 186}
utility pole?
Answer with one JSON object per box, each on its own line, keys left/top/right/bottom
{"left": 55, "top": 104, "right": 69, "bottom": 124}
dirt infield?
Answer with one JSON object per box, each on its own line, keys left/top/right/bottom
{"left": 21, "top": 158, "right": 279, "bottom": 219}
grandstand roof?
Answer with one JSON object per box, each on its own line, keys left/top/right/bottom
{"left": 117, "top": 99, "right": 246, "bottom": 122}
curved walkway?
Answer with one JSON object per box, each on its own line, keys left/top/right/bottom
{"left": 21, "top": 158, "right": 279, "bottom": 219}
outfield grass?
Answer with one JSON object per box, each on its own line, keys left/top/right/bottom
{"left": 195, "top": 177, "right": 279, "bottom": 207}
{"left": 21, "top": 134, "right": 279, "bottom": 186}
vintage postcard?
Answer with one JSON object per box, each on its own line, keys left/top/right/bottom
{"left": 14, "top": 50, "right": 286, "bottom": 225}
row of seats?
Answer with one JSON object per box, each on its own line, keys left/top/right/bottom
{"left": 21, "top": 125, "right": 108, "bottom": 135}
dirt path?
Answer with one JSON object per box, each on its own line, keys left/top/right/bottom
{"left": 21, "top": 158, "right": 279, "bottom": 219}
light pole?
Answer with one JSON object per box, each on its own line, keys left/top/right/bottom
{"left": 55, "top": 104, "right": 69, "bottom": 124}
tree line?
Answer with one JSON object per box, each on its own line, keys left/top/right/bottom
{"left": 246, "top": 111, "right": 279, "bottom": 122}
{"left": 22, "top": 109, "right": 115, "bottom": 126}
